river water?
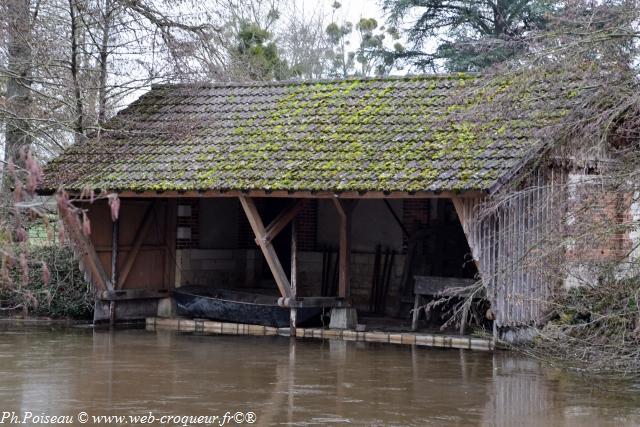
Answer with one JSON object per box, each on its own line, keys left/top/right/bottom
{"left": 1, "top": 324, "right": 639, "bottom": 426}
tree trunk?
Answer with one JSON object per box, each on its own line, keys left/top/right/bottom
{"left": 4, "top": 0, "right": 33, "bottom": 169}
{"left": 97, "top": 0, "right": 113, "bottom": 125}
{"left": 69, "top": 0, "right": 84, "bottom": 139}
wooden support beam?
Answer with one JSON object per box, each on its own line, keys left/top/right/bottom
{"left": 111, "top": 218, "right": 119, "bottom": 285}
{"left": 60, "top": 206, "right": 112, "bottom": 292}
{"left": 113, "top": 189, "right": 487, "bottom": 200}
{"left": 290, "top": 220, "right": 298, "bottom": 335}
{"left": 239, "top": 196, "right": 292, "bottom": 298}
{"left": 117, "top": 200, "right": 158, "bottom": 289}
{"left": 332, "top": 199, "right": 357, "bottom": 298}
{"left": 261, "top": 199, "right": 305, "bottom": 245}
{"left": 110, "top": 217, "right": 119, "bottom": 327}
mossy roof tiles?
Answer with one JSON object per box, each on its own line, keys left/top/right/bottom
{"left": 41, "top": 73, "right": 576, "bottom": 194}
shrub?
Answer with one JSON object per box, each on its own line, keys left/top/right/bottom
{"left": 1, "top": 245, "right": 93, "bottom": 319}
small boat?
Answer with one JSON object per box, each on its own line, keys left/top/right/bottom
{"left": 172, "top": 285, "right": 325, "bottom": 328}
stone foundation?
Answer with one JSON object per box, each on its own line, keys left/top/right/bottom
{"left": 146, "top": 317, "right": 494, "bottom": 351}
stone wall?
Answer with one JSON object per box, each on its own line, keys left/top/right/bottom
{"left": 297, "top": 251, "right": 406, "bottom": 315}
{"left": 175, "top": 249, "right": 254, "bottom": 288}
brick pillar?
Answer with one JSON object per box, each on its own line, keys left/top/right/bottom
{"left": 176, "top": 199, "right": 199, "bottom": 249}
{"left": 402, "top": 199, "right": 430, "bottom": 247}
{"left": 296, "top": 199, "right": 318, "bottom": 251}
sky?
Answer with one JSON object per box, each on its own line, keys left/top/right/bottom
{"left": 298, "top": 0, "right": 387, "bottom": 23}
{"left": 296, "top": 0, "right": 391, "bottom": 43}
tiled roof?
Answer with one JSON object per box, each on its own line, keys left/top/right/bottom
{"left": 41, "top": 73, "right": 576, "bottom": 194}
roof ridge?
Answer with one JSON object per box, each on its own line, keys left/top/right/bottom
{"left": 150, "top": 72, "right": 480, "bottom": 90}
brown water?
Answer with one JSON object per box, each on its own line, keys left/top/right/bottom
{"left": 1, "top": 325, "right": 639, "bottom": 427}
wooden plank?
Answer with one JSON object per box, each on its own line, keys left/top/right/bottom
{"left": 279, "top": 297, "right": 350, "bottom": 308}
{"left": 117, "top": 200, "right": 158, "bottom": 289}
{"left": 60, "top": 206, "right": 112, "bottom": 292}
{"left": 262, "top": 199, "right": 305, "bottom": 244}
{"left": 100, "top": 289, "right": 171, "bottom": 301}
{"left": 238, "top": 196, "right": 292, "bottom": 298}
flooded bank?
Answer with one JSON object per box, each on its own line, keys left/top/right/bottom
{"left": 0, "top": 325, "right": 639, "bottom": 426}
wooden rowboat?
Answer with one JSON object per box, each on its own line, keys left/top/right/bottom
{"left": 172, "top": 285, "right": 325, "bottom": 328}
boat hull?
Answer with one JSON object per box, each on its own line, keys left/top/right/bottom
{"left": 172, "top": 286, "right": 324, "bottom": 328}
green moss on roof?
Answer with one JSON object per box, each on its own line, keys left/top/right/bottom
{"left": 41, "top": 73, "right": 583, "bottom": 193}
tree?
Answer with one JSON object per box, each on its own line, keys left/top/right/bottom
{"left": 3, "top": 0, "right": 33, "bottom": 169}
{"left": 383, "top": 0, "right": 555, "bottom": 71}
{"left": 326, "top": 2, "right": 399, "bottom": 77}
{"left": 354, "top": 18, "right": 400, "bottom": 76}
{"left": 278, "top": 2, "right": 331, "bottom": 80}
{"left": 231, "top": 22, "right": 289, "bottom": 80}
{"left": 325, "top": 2, "right": 354, "bottom": 78}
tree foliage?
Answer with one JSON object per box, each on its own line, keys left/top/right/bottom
{"left": 383, "top": 0, "right": 555, "bottom": 71}
{"left": 326, "top": 2, "right": 401, "bottom": 77}
{"left": 232, "top": 22, "right": 288, "bottom": 80}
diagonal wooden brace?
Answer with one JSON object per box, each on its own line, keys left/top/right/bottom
{"left": 259, "top": 199, "right": 306, "bottom": 245}
{"left": 239, "top": 196, "right": 293, "bottom": 298}
{"left": 60, "top": 205, "right": 112, "bottom": 292}
{"left": 117, "top": 200, "right": 157, "bottom": 289}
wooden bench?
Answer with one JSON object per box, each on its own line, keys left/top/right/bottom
{"left": 411, "top": 275, "right": 478, "bottom": 332}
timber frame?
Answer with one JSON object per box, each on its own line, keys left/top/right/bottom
{"left": 60, "top": 179, "right": 567, "bottom": 344}
{"left": 68, "top": 189, "right": 489, "bottom": 327}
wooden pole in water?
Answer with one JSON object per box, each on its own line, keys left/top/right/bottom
{"left": 290, "top": 220, "right": 297, "bottom": 336}
{"left": 110, "top": 217, "right": 119, "bottom": 327}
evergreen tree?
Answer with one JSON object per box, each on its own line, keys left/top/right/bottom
{"left": 383, "top": 0, "right": 556, "bottom": 71}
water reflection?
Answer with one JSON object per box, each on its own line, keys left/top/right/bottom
{"left": 0, "top": 325, "right": 638, "bottom": 426}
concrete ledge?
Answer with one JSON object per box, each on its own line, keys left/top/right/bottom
{"left": 146, "top": 317, "right": 494, "bottom": 351}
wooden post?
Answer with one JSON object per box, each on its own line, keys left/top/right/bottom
{"left": 239, "top": 196, "right": 293, "bottom": 298}
{"left": 110, "top": 217, "right": 119, "bottom": 327}
{"left": 290, "top": 221, "right": 297, "bottom": 335}
{"left": 332, "top": 199, "right": 356, "bottom": 298}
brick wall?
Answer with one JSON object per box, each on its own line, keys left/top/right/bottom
{"left": 296, "top": 251, "right": 405, "bottom": 315}
{"left": 176, "top": 248, "right": 249, "bottom": 287}
{"left": 296, "top": 199, "right": 318, "bottom": 251}
{"left": 176, "top": 199, "right": 199, "bottom": 249}
{"left": 403, "top": 199, "right": 430, "bottom": 235}
{"left": 237, "top": 198, "right": 317, "bottom": 250}
{"left": 566, "top": 175, "right": 633, "bottom": 262}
